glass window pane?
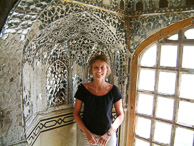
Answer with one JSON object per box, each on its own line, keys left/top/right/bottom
{"left": 160, "top": 45, "right": 178, "bottom": 67}
{"left": 153, "top": 121, "right": 172, "bottom": 144}
{"left": 136, "top": 117, "right": 151, "bottom": 139}
{"left": 182, "top": 45, "right": 194, "bottom": 69}
{"left": 184, "top": 28, "right": 194, "bottom": 39}
{"left": 158, "top": 71, "right": 176, "bottom": 94}
{"left": 140, "top": 44, "right": 157, "bottom": 67}
{"left": 167, "top": 34, "right": 178, "bottom": 40}
{"left": 180, "top": 73, "right": 194, "bottom": 100}
{"left": 135, "top": 138, "right": 150, "bottom": 146}
{"left": 156, "top": 96, "right": 174, "bottom": 120}
{"left": 138, "top": 69, "right": 155, "bottom": 91}
{"left": 174, "top": 127, "right": 194, "bottom": 146}
{"left": 137, "top": 93, "right": 154, "bottom": 116}
{"left": 177, "top": 101, "right": 194, "bottom": 126}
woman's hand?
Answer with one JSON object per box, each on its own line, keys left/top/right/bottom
{"left": 85, "top": 131, "right": 97, "bottom": 145}
{"left": 97, "top": 133, "right": 111, "bottom": 146}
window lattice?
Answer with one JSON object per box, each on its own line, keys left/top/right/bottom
{"left": 135, "top": 26, "right": 194, "bottom": 146}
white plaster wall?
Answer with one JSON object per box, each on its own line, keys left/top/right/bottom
{"left": 0, "top": 34, "right": 27, "bottom": 146}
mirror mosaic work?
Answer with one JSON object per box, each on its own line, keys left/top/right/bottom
{"left": 19, "top": 1, "right": 129, "bottom": 145}
{"left": 0, "top": 0, "right": 194, "bottom": 145}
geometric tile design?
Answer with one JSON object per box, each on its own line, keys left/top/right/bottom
{"left": 26, "top": 112, "right": 121, "bottom": 146}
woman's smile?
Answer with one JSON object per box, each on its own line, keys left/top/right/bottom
{"left": 92, "top": 60, "right": 108, "bottom": 79}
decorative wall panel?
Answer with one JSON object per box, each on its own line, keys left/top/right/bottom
{"left": 46, "top": 60, "right": 68, "bottom": 106}
{"left": 1, "top": 0, "right": 194, "bottom": 42}
{"left": 26, "top": 112, "right": 74, "bottom": 145}
{"left": 129, "top": 12, "right": 194, "bottom": 52}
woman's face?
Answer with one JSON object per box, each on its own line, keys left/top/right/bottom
{"left": 92, "top": 60, "right": 108, "bottom": 80}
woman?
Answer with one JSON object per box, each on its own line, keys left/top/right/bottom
{"left": 73, "top": 54, "right": 124, "bottom": 146}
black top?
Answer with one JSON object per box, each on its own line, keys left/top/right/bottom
{"left": 74, "top": 83, "right": 123, "bottom": 135}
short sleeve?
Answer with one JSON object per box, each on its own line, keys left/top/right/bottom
{"left": 113, "top": 85, "right": 123, "bottom": 103}
{"left": 74, "top": 84, "right": 85, "bottom": 102}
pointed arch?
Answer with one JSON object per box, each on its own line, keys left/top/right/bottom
{"left": 128, "top": 17, "right": 194, "bottom": 146}
{"left": 136, "top": 1, "right": 143, "bottom": 11}
{"left": 22, "top": 9, "right": 129, "bottom": 145}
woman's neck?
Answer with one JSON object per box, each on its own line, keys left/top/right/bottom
{"left": 92, "top": 79, "right": 106, "bottom": 89}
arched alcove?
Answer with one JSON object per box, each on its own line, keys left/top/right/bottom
{"left": 136, "top": 1, "right": 143, "bottom": 11}
{"left": 46, "top": 60, "right": 68, "bottom": 106}
{"left": 22, "top": 9, "right": 129, "bottom": 145}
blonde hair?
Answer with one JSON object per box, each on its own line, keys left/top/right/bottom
{"left": 89, "top": 54, "right": 111, "bottom": 76}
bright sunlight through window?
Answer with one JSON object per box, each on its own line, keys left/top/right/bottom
{"left": 135, "top": 27, "right": 194, "bottom": 146}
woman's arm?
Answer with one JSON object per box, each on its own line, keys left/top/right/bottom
{"left": 109, "top": 99, "right": 124, "bottom": 134}
{"left": 97, "top": 99, "right": 124, "bottom": 146}
{"left": 73, "top": 99, "right": 97, "bottom": 145}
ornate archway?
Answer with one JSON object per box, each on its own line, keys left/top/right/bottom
{"left": 22, "top": 9, "right": 129, "bottom": 145}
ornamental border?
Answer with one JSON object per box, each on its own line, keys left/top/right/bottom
{"left": 26, "top": 112, "right": 121, "bottom": 146}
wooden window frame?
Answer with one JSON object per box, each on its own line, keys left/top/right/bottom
{"left": 128, "top": 17, "right": 194, "bottom": 146}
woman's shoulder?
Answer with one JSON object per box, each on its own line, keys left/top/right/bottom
{"left": 107, "top": 83, "right": 114, "bottom": 91}
{"left": 110, "top": 84, "right": 122, "bottom": 94}
{"left": 77, "top": 83, "right": 88, "bottom": 92}
{"left": 82, "top": 82, "right": 91, "bottom": 89}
